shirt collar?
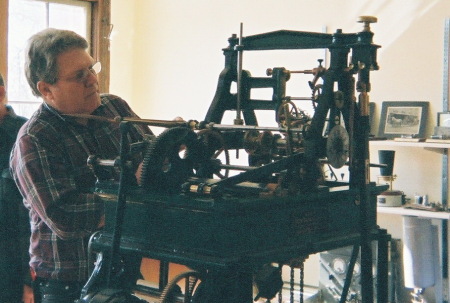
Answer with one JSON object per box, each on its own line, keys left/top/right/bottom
{"left": 43, "top": 102, "right": 67, "bottom": 122}
{"left": 43, "top": 101, "right": 106, "bottom": 125}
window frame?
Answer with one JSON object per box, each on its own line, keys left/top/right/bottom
{"left": 0, "top": 0, "right": 111, "bottom": 94}
{"left": 89, "top": 0, "right": 111, "bottom": 93}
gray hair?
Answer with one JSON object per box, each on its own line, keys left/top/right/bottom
{"left": 24, "top": 28, "right": 89, "bottom": 97}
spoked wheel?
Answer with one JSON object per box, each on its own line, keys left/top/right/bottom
{"left": 276, "top": 100, "right": 299, "bottom": 127}
{"left": 159, "top": 270, "right": 204, "bottom": 303}
{"left": 312, "top": 83, "right": 322, "bottom": 105}
{"left": 195, "top": 129, "right": 230, "bottom": 179}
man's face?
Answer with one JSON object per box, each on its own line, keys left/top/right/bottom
{"left": 38, "top": 48, "right": 101, "bottom": 114}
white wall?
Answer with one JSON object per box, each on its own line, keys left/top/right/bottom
{"left": 110, "top": 0, "right": 449, "bottom": 121}
{"left": 109, "top": 0, "right": 450, "bottom": 299}
{"left": 110, "top": 0, "right": 450, "bottom": 196}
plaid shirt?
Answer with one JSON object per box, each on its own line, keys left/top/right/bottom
{"left": 10, "top": 94, "right": 150, "bottom": 282}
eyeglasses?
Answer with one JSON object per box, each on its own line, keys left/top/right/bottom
{"left": 57, "top": 62, "right": 102, "bottom": 83}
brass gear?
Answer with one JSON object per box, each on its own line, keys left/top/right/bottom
{"left": 276, "top": 101, "right": 298, "bottom": 127}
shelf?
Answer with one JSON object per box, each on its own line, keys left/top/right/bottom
{"left": 377, "top": 206, "right": 450, "bottom": 220}
{"left": 370, "top": 140, "right": 450, "bottom": 149}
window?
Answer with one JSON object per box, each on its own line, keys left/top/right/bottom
{"left": 8, "top": 0, "right": 91, "bottom": 117}
{"left": 5, "top": 0, "right": 110, "bottom": 118}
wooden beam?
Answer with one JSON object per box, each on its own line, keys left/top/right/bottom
{"left": 0, "top": 0, "right": 8, "bottom": 82}
{"left": 91, "top": 0, "right": 111, "bottom": 93}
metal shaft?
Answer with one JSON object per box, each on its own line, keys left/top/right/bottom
{"left": 235, "top": 22, "right": 244, "bottom": 125}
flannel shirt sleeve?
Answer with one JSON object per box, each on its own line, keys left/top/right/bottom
{"left": 11, "top": 131, "right": 104, "bottom": 240}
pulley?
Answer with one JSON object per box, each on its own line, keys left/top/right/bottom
{"left": 326, "top": 125, "right": 349, "bottom": 169}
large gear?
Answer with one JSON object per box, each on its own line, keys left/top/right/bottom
{"left": 140, "top": 127, "right": 204, "bottom": 193}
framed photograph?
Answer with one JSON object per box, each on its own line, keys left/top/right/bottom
{"left": 438, "top": 112, "right": 450, "bottom": 127}
{"left": 378, "top": 101, "right": 429, "bottom": 139}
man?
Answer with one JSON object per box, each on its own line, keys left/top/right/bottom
{"left": 10, "top": 28, "right": 151, "bottom": 302}
{"left": 0, "top": 73, "right": 33, "bottom": 303}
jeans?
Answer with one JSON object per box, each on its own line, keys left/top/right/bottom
{"left": 35, "top": 278, "right": 83, "bottom": 303}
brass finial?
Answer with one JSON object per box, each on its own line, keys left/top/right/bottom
{"left": 358, "top": 16, "right": 377, "bottom": 31}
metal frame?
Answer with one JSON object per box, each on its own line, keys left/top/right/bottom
{"left": 441, "top": 17, "right": 450, "bottom": 303}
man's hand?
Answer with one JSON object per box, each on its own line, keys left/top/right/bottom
{"left": 22, "top": 284, "right": 34, "bottom": 303}
{"left": 135, "top": 161, "right": 143, "bottom": 186}
{"left": 98, "top": 214, "right": 105, "bottom": 228}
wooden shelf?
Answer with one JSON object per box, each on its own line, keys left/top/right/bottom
{"left": 377, "top": 206, "right": 450, "bottom": 220}
{"left": 370, "top": 140, "right": 450, "bottom": 149}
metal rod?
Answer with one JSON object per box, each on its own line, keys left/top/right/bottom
{"left": 235, "top": 22, "right": 244, "bottom": 125}
{"left": 340, "top": 244, "right": 359, "bottom": 303}
{"left": 377, "top": 229, "right": 391, "bottom": 303}
{"left": 205, "top": 122, "right": 303, "bottom": 133}
{"left": 63, "top": 113, "right": 191, "bottom": 128}
{"left": 106, "top": 122, "right": 130, "bottom": 287}
{"left": 210, "top": 153, "right": 303, "bottom": 190}
{"left": 283, "top": 102, "right": 294, "bottom": 156}
{"left": 159, "top": 261, "right": 170, "bottom": 291}
{"left": 288, "top": 69, "right": 314, "bottom": 74}
{"left": 220, "top": 164, "right": 257, "bottom": 171}
{"left": 287, "top": 97, "right": 314, "bottom": 101}
{"left": 218, "top": 159, "right": 384, "bottom": 172}
{"left": 442, "top": 18, "right": 449, "bottom": 303}
{"left": 319, "top": 159, "right": 386, "bottom": 169}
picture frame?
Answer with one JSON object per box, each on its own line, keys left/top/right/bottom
{"left": 437, "top": 112, "right": 450, "bottom": 127}
{"left": 369, "top": 102, "right": 376, "bottom": 135}
{"left": 378, "top": 101, "right": 429, "bottom": 139}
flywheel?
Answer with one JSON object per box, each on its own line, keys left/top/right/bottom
{"left": 159, "top": 270, "right": 203, "bottom": 303}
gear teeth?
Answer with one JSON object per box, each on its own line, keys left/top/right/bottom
{"left": 140, "top": 130, "right": 165, "bottom": 186}
{"left": 140, "top": 127, "right": 200, "bottom": 193}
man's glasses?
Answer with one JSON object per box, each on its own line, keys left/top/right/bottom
{"left": 58, "top": 62, "right": 102, "bottom": 84}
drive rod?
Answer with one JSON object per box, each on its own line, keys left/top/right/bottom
{"left": 204, "top": 122, "right": 304, "bottom": 133}
{"left": 63, "top": 114, "right": 193, "bottom": 128}
{"left": 220, "top": 161, "right": 385, "bottom": 171}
